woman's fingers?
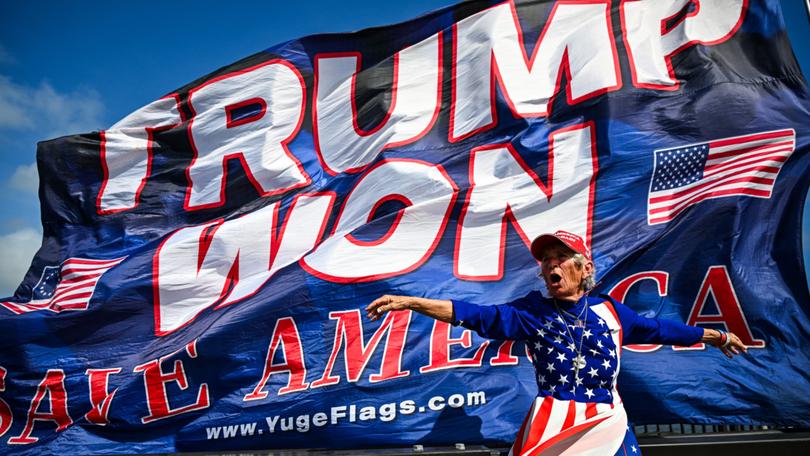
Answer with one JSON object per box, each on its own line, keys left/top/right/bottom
{"left": 720, "top": 332, "right": 748, "bottom": 358}
{"left": 367, "top": 295, "right": 393, "bottom": 311}
{"left": 366, "top": 296, "right": 389, "bottom": 319}
{"left": 730, "top": 333, "right": 747, "bottom": 355}
{"left": 366, "top": 295, "right": 403, "bottom": 320}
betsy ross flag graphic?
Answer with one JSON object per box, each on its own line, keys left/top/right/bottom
{"left": 0, "top": 257, "right": 125, "bottom": 314}
{"left": 647, "top": 129, "right": 796, "bottom": 225}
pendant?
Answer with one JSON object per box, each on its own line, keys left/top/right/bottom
{"left": 575, "top": 320, "right": 585, "bottom": 328}
{"left": 574, "top": 356, "right": 587, "bottom": 370}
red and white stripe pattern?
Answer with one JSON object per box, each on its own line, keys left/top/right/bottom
{"left": 1, "top": 257, "right": 125, "bottom": 315}
{"left": 511, "top": 301, "right": 626, "bottom": 456}
{"left": 647, "top": 129, "right": 795, "bottom": 225}
{"left": 509, "top": 392, "right": 627, "bottom": 456}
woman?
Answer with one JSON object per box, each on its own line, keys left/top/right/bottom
{"left": 366, "top": 230, "right": 746, "bottom": 455}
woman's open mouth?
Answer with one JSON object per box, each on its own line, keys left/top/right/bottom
{"left": 549, "top": 272, "right": 562, "bottom": 284}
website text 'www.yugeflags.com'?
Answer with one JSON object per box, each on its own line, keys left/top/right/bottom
{"left": 205, "top": 391, "right": 488, "bottom": 440}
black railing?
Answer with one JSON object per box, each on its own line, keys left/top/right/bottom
{"left": 149, "top": 426, "right": 810, "bottom": 456}
{"left": 635, "top": 423, "right": 771, "bottom": 435}
{"left": 634, "top": 424, "right": 810, "bottom": 456}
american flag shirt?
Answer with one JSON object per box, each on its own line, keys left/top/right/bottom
{"left": 452, "top": 293, "right": 702, "bottom": 456}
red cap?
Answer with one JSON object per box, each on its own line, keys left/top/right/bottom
{"left": 530, "top": 230, "right": 591, "bottom": 261}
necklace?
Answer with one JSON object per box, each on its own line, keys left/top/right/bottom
{"left": 554, "top": 299, "right": 589, "bottom": 378}
{"left": 558, "top": 299, "right": 588, "bottom": 327}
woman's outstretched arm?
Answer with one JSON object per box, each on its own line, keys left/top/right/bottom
{"left": 366, "top": 295, "right": 454, "bottom": 323}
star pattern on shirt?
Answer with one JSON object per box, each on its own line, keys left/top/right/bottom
{"left": 528, "top": 304, "right": 620, "bottom": 402}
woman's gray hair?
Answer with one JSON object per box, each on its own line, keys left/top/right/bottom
{"left": 572, "top": 253, "right": 596, "bottom": 290}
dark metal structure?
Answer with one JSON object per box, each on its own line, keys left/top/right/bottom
{"left": 147, "top": 428, "right": 810, "bottom": 456}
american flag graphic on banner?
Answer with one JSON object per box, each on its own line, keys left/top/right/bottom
{"left": 647, "top": 129, "right": 796, "bottom": 225}
{"left": 0, "top": 257, "right": 125, "bottom": 314}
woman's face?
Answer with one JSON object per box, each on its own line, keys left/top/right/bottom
{"left": 538, "top": 243, "right": 593, "bottom": 301}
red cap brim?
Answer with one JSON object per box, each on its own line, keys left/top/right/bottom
{"left": 530, "top": 233, "right": 590, "bottom": 261}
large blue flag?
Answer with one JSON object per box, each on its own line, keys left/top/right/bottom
{"left": 1, "top": 0, "right": 808, "bottom": 453}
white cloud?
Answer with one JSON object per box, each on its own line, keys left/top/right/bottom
{"left": 8, "top": 162, "right": 39, "bottom": 194}
{"left": 0, "top": 227, "right": 42, "bottom": 297}
{"left": 0, "top": 75, "right": 105, "bottom": 138}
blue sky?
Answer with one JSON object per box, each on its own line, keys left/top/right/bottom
{"left": 0, "top": 0, "right": 808, "bottom": 295}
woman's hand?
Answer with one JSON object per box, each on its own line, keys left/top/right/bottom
{"left": 702, "top": 329, "right": 748, "bottom": 358}
{"left": 366, "top": 295, "right": 414, "bottom": 321}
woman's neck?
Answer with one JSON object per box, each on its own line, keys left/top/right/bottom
{"left": 553, "top": 291, "right": 585, "bottom": 303}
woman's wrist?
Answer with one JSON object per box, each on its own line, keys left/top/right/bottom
{"left": 701, "top": 328, "right": 722, "bottom": 346}
{"left": 408, "top": 297, "right": 428, "bottom": 312}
